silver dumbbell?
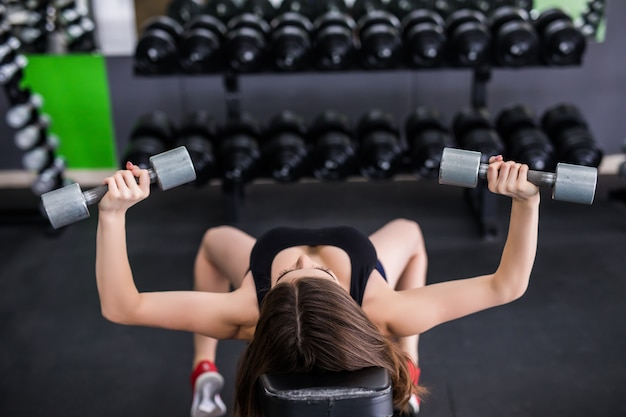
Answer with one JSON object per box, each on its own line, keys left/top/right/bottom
{"left": 40, "top": 146, "right": 197, "bottom": 229}
{"left": 439, "top": 148, "right": 598, "bottom": 205}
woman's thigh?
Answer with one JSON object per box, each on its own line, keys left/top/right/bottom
{"left": 368, "top": 219, "right": 425, "bottom": 289}
{"left": 200, "top": 225, "right": 256, "bottom": 288}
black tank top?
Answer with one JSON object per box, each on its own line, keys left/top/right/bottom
{"left": 249, "top": 226, "right": 378, "bottom": 306}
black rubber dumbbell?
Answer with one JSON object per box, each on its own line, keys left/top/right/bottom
{"left": 355, "top": 109, "right": 404, "bottom": 180}
{"left": 217, "top": 113, "right": 262, "bottom": 183}
{"left": 260, "top": 110, "right": 310, "bottom": 182}
{"left": 533, "top": 8, "right": 586, "bottom": 66}
{"left": 399, "top": 7, "right": 447, "bottom": 68}
{"left": 122, "top": 111, "right": 178, "bottom": 169}
{"left": 203, "top": 0, "right": 239, "bottom": 25}
{"left": 489, "top": 5, "right": 538, "bottom": 67}
{"left": 540, "top": 103, "right": 602, "bottom": 167}
{"left": 429, "top": 0, "right": 456, "bottom": 20}
{"left": 179, "top": 14, "right": 226, "bottom": 73}
{"left": 352, "top": 0, "right": 403, "bottom": 69}
{"left": 452, "top": 107, "right": 505, "bottom": 161}
{"left": 167, "top": 0, "right": 204, "bottom": 25}
{"left": 405, "top": 107, "right": 452, "bottom": 179}
{"left": 269, "top": 9, "right": 314, "bottom": 71}
{"left": 310, "top": 1, "right": 357, "bottom": 70}
{"left": 240, "top": 0, "right": 278, "bottom": 22}
{"left": 388, "top": 0, "right": 431, "bottom": 21}
{"left": 175, "top": 110, "right": 218, "bottom": 186}
{"left": 445, "top": 8, "right": 491, "bottom": 67}
{"left": 495, "top": 104, "right": 554, "bottom": 171}
{"left": 134, "top": 16, "right": 183, "bottom": 74}
{"left": 487, "top": 0, "right": 534, "bottom": 14}
{"left": 224, "top": 2, "right": 272, "bottom": 72}
{"left": 307, "top": 110, "right": 358, "bottom": 181}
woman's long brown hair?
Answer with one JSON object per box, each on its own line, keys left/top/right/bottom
{"left": 234, "top": 277, "right": 426, "bottom": 417}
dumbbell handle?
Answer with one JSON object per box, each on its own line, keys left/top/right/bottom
{"left": 476, "top": 164, "right": 557, "bottom": 188}
{"left": 81, "top": 169, "right": 158, "bottom": 206}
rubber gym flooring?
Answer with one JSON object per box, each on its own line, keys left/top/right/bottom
{"left": 1, "top": 175, "right": 625, "bottom": 417}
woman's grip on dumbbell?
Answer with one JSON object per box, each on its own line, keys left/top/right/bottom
{"left": 41, "top": 146, "right": 197, "bottom": 229}
{"left": 484, "top": 154, "right": 540, "bottom": 203}
{"left": 439, "top": 147, "right": 597, "bottom": 204}
{"left": 98, "top": 162, "right": 152, "bottom": 214}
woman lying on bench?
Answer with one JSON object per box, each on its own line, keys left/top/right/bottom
{"left": 95, "top": 155, "right": 540, "bottom": 417}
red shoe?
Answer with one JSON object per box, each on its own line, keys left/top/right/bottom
{"left": 190, "top": 360, "right": 226, "bottom": 417}
{"left": 407, "top": 360, "right": 421, "bottom": 415}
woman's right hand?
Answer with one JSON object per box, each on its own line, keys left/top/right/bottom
{"left": 98, "top": 162, "right": 151, "bottom": 215}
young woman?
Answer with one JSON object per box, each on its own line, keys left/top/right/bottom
{"left": 95, "top": 155, "right": 539, "bottom": 417}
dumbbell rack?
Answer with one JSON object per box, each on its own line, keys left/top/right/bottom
{"left": 212, "top": 65, "right": 503, "bottom": 234}
{"left": 0, "top": 5, "right": 69, "bottom": 231}
{"left": 133, "top": 0, "right": 599, "bottom": 236}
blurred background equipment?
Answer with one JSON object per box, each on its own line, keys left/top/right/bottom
{"left": 405, "top": 106, "right": 451, "bottom": 179}
{"left": 260, "top": 110, "right": 310, "bottom": 182}
{"left": 355, "top": 109, "right": 404, "bottom": 180}
{"left": 495, "top": 103, "right": 554, "bottom": 171}
{"left": 174, "top": 109, "right": 218, "bottom": 186}
{"left": 307, "top": 110, "right": 358, "bottom": 181}
{"left": 122, "top": 111, "right": 178, "bottom": 169}
{"left": 352, "top": 0, "right": 403, "bottom": 69}
{"left": 541, "top": 102, "right": 603, "bottom": 167}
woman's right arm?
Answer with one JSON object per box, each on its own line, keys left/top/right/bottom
{"left": 95, "top": 163, "right": 256, "bottom": 339}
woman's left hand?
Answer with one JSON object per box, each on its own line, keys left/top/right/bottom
{"left": 486, "top": 155, "right": 540, "bottom": 203}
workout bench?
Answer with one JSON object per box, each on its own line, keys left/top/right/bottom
{"left": 260, "top": 367, "right": 396, "bottom": 417}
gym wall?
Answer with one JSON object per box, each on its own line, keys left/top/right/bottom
{"left": 0, "top": 0, "right": 624, "bottom": 176}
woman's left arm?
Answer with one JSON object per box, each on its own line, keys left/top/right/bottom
{"left": 380, "top": 157, "right": 540, "bottom": 337}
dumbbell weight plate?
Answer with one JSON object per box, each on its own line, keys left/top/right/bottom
{"left": 439, "top": 147, "right": 482, "bottom": 188}
{"left": 553, "top": 162, "right": 597, "bottom": 204}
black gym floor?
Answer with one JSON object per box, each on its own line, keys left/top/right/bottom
{"left": 1, "top": 176, "right": 625, "bottom": 417}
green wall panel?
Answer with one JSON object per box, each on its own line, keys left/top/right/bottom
{"left": 21, "top": 54, "right": 117, "bottom": 169}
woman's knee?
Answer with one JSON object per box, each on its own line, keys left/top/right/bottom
{"left": 390, "top": 219, "right": 425, "bottom": 251}
{"left": 200, "top": 226, "right": 240, "bottom": 254}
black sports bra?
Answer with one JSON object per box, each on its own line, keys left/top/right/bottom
{"left": 249, "top": 226, "right": 379, "bottom": 306}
